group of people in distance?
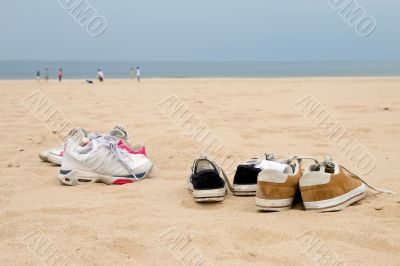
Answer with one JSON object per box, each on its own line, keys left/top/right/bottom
{"left": 35, "top": 66, "right": 141, "bottom": 82}
{"left": 36, "top": 68, "right": 63, "bottom": 82}
{"left": 95, "top": 67, "right": 141, "bottom": 82}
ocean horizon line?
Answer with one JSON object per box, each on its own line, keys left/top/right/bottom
{"left": 2, "top": 75, "right": 400, "bottom": 80}
{"left": 1, "top": 59, "right": 400, "bottom": 62}
{"left": 1, "top": 60, "right": 399, "bottom": 80}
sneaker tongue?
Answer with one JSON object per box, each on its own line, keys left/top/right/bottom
{"left": 323, "top": 156, "right": 333, "bottom": 163}
{"left": 72, "top": 139, "right": 95, "bottom": 154}
{"left": 65, "top": 128, "right": 89, "bottom": 152}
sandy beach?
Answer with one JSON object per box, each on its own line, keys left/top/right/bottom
{"left": 0, "top": 77, "right": 399, "bottom": 265}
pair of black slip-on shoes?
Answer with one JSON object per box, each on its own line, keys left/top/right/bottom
{"left": 188, "top": 155, "right": 274, "bottom": 202}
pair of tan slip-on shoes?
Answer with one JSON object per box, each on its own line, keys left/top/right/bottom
{"left": 256, "top": 156, "right": 394, "bottom": 212}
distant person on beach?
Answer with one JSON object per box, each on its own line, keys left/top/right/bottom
{"left": 58, "top": 68, "right": 63, "bottom": 82}
{"left": 97, "top": 69, "right": 104, "bottom": 82}
{"left": 136, "top": 66, "right": 141, "bottom": 82}
{"left": 45, "top": 68, "right": 49, "bottom": 82}
{"left": 130, "top": 68, "right": 135, "bottom": 80}
{"left": 36, "top": 70, "right": 40, "bottom": 82}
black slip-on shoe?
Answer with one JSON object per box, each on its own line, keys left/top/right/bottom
{"left": 233, "top": 159, "right": 261, "bottom": 196}
{"left": 188, "top": 156, "right": 227, "bottom": 202}
{"left": 232, "top": 154, "right": 276, "bottom": 196}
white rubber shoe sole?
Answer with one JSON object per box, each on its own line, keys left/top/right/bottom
{"left": 47, "top": 152, "right": 63, "bottom": 165}
{"left": 39, "top": 151, "right": 50, "bottom": 162}
{"left": 255, "top": 197, "right": 294, "bottom": 211}
{"left": 39, "top": 146, "right": 63, "bottom": 163}
{"left": 233, "top": 184, "right": 256, "bottom": 196}
{"left": 59, "top": 167, "right": 152, "bottom": 186}
{"left": 188, "top": 183, "right": 226, "bottom": 202}
{"left": 303, "top": 183, "right": 367, "bottom": 212}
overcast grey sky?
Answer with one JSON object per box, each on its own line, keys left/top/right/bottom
{"left": 0, "top": 0, "right": 399, "bottom": 61}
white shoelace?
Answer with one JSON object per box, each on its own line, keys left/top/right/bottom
{"left": 91, "top": 135, "right": 142, "bottom": 180}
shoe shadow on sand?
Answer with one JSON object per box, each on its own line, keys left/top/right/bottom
{"left": 181, "top": 198, "right": 225, "bottom": 210}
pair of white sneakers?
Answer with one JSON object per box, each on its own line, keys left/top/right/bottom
{"left": 39, "top": 126, "right": 137, "bottom": 166}
{"left": 57, "top": 128, "right": 153, "bottom": 186}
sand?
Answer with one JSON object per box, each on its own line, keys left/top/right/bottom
{"left": 0, "top": 77, "right": 399, "bottom": 265}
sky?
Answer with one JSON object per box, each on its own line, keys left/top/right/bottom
{"left": 0, "top": 0, "right": 399, "bottom": 61}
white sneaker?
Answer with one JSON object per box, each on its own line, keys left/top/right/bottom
{"left": 39, "top": 126, "right": 131, "bottom": 166}
{"left": 39, "top": 146, "right": 63, "bottom": 163}
{"left": 47, "top": 149, "right": 64, "bottom": 165}
{"left": 39, "top": 128, "right": 89, "bottom": 165}
{"left": 59, "top": 133, "right": 152, "bottom": 186}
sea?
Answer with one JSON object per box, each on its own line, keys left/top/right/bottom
{"left": 0, "top": 60, "right": 399, "bottom": 80}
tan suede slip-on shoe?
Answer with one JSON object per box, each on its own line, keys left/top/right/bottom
{"left": 300, "top": 157, "right": 394, "bottom": 212}
{"left": 256, "top": 156, "right": 303, "bottom": 211}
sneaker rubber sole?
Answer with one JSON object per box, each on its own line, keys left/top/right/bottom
{"left": 255, "top": 197, "right": 294, "bottom": 211}
{"left": 39, "top": 152, "right": 49, "bottom": 162}
{"left": 302, "top": 183, "right": 367, "bottom": 212}
{"left": 233, "top": 184, "right": 256, "bottom": 196}
{"left": 188, "top": 184, "right": 226, "bottom": 202}
{"left": 59, "top": 167, "right": 152, "bottom": 186}
{"left": 47, "top": 152, "right": 63, "bottom": 165}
